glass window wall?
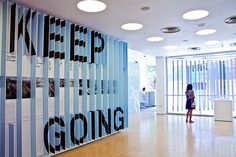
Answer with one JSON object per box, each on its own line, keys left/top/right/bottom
{"left": 167, "top": 53, "right": 236, "bottom": 117}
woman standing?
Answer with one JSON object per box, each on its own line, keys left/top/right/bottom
{"left": 185, "top": 84, "right": 195, "bottom": 123}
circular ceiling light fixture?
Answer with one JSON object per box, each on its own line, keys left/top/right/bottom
{"left": 188, "top": 47, "right": 201, "bottom": 51}
{"left": 121, "top": 23, "right": 143, "bottom": 31}
{"left": 196, "top": 29, "right": 216, "bottom": 35}
{"left": 224, "top": 15, "right": 236, "bottom": 24}
{"left": 163, "top": 45, "right": 177, "bottom": 50}
{"left": 204, "top": 40, "right": 222, "bottom": 49}
{"left": 160, "top": 26, "right": 181, "bottom": 33}
{"left": 147, "top": 36, "right": 164, "bottom": 42}
{"left": 182, "top": 10, "right": 209, "bottom": 20}
{"left": 77, "top": 0, "right": 106, "bottom": 13}
{"left": 204, "top": 40, "right": 221, "bottom": 45}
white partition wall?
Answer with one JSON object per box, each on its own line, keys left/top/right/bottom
{"left": 0, "top": 0, "right": 128, "bottom": 156}
{"left": 156, "top": 57, "right": 167, "bottom": 114}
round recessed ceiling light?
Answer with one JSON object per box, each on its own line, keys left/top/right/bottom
{"left": 147, "top": 36, "right": 164, "bottom": 42}
{"left": 204, "top": 40, "right": 221, "bottom": 45}
{"left": 204, "top": 40, "right": 222, "bottom": 49}
{"left": 224, "top": 15, "right": 236, "bottom": 24}
{"left": 163, "top": 45, "right": 177, "bottom": 50}
{"left": 121, "top": 23, "right": 143, "bottom": 31}
{"left": 161, "top": 26, "right": 181, "bottom": 33}
{"left": 196, "top": 29, "right": 216, "bottom": 35}
{"left": 182, "top": 10, "right": 209, "bottom": 20}
{"left": 77, "top": 0, "right": 106, "bottom": 13}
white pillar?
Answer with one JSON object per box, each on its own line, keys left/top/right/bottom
{"left": 156, "top": 57, "right": 167, "bottom": 114}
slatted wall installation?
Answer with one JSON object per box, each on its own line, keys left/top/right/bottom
{"left": 0, "top": 0, "right": 128, "bottom": 156}
{"left": 167, "top": 56, "right": 236, "bottom": 117}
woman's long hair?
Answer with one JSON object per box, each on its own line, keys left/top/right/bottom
{"left": 186, "top": 84, "right": 193, "bottom": 91}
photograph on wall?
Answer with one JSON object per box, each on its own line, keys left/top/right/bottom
{"left": 6, "top": 76, "right": 17, "bottom": 99}
{"left": 49, "top": 78, "right": 55, "bottom": 97}
{"left": 6, "top": 76, "right": 31, "bottom": 99}
{"left": 22, "top": 77, "right": 31, "bottom": 99}
{"left": 60, "top": 78, "right": 65, "bottom": 87}
{"left": 36, "top": 77, "right": 43, "bottom": 87}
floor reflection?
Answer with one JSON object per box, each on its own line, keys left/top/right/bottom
{"left": 214, "top": 121, "right": 233, "bottom": 136}
{"left": 56, "top": 112, "right": 236, "bottom": 157}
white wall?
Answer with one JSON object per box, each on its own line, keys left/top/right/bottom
{"left": 156, "top": 57, "right": 167, "bottom": 114}
{"left": 128, "top": 49, "right": 155, "bottom": 90}
{"left": 128, "top": 49, "right": 156, "bottom": 112}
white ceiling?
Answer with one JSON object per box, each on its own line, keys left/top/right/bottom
{"left": 13, "top": 0, "right": 236, "bottom": 57}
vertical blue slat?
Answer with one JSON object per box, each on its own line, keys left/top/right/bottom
{"left": 49, "top": 16, "right": 56, "bottom": 153}
{"left": 73, "top": 25, "right": 79, "bottom": 145}
{"left": 207, "top": 60, "right": 210, "bottom": 110}
{"left": 89, "top": 63, "right": 95, "bottom": 138}
{"left": 87, "top": 29, "right": 92, "bottom": 141}
{"left": 223, "top": 61, "right": 226, "bottom": 96}
{"left": 103, "top": 35, "right": 108, "bottom": 109}
{"left": 9, "top": 123, "right": 14, "bottom": 157}
{"left": 114, "top": 40, "right": 119, "bottom": 130}
{"left": 202, "top": 61, "right": 206, "bottom": 110}
{"left": 189, "top": 61, "right": 192, "bottom": 83}
{"left": 96, "top": 36, "right": 101, "bottom": 139}
{"left": 37, "top": 12, "right": 43, "bottom": 57}
{"left": 16, "top": 4, "right": 23, "bottom": 157}
{"left": 48, "top": 16, "right": 56, "bottom": 155}
{"left": 23, "top": 7, "right": 29, "bottom": 55}
{"left": 118, "top": 41, "right": 123, "bottom": 129}
{"left": 108, "top": 37, "right": 114, "bottom": 133}
{"left": 82, "top": 28, "right": 87, "bottom": 143}
{"left": 64, "top": 21, "right": 70, "bottom": 148}
{"left": 54, "top": 18, "right": 60, "bottom": 151}
{"left": 181, "top": 60, "right": 184, "bottom": 111}
{"left": 176, "top": 60, "right": 179, "bottom": 111}
{"left": 42, "top": 13, "right": 49, "bottom": 155}
{"left": 0, "top": 1, "right": 7, "bottom": 156}
{"left": 94, "top": 34, "right": 98, "bottom": 138}
{"left": 172, "top": 60, "right": 174, "bottom": 111}
{"left": 30, "top": 9, "right": 37, "bottom": 157}
{"left": 102, "top": 35, "right": 108, "bottom": 136}
{"left": 96, "top": 37, "right": 101, "bottom": 105}
{"left": 123, "top": 42, "right": 128, "bottom": 128}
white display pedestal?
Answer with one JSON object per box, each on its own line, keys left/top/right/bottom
{"left": 214, "top": 99, "right": 232, "bottom": 122}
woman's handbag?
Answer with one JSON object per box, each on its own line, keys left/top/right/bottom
{"left": 191, "top": 101, "right": 196, "bottom": 109}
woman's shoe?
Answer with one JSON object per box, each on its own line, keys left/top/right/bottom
{"left": 189, "top": 121, "right": 194, "bottom": 123}
{"left": 186, "top": 119, "right": 188, "bottom": 122}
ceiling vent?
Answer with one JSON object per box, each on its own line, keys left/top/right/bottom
{"left": 188, "top": 47, "right": 201, "bottom": 51}
{"left": 161, "top": 26, "right": 181, "bottom": 33}
{"left": 141, "top": 7, "right": 151, "bottom": 11}
{"left": 229, "top": 42, "right": 236, "bottom": 47}
{"left": 224, "top": 15, "right": 236, "bottom": 24}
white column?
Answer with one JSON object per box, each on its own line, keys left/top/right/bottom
{"left": 156, "top": 57, "right": 166, "bottom": 114}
